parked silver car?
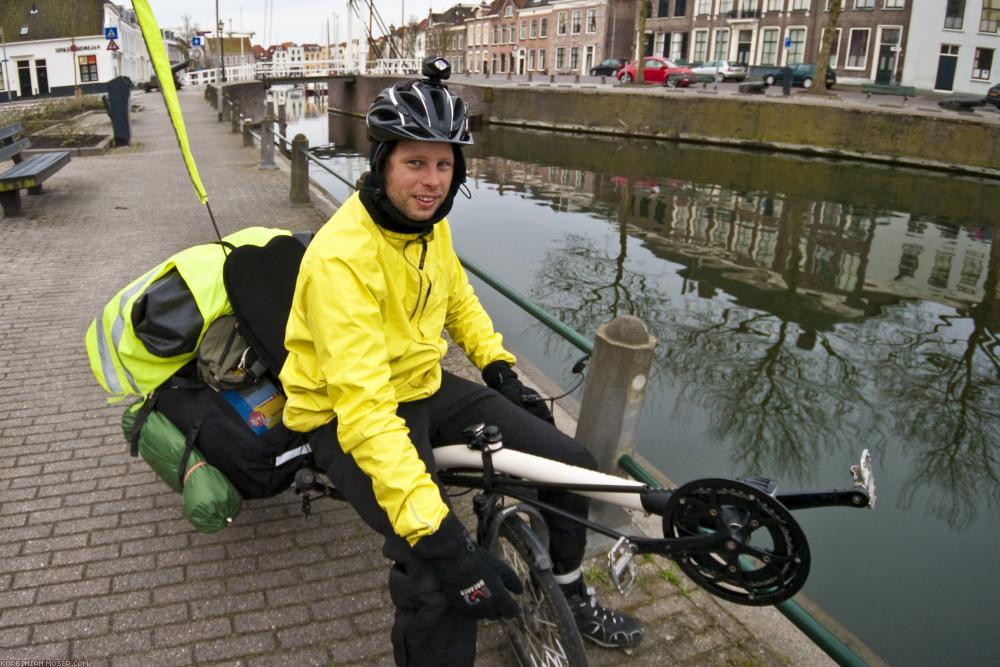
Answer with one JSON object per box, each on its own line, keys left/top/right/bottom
{"left": 689, "top": 60, "right": 748, "bottom": 82}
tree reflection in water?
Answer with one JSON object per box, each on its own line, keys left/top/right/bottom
{"left": 525, "top": 178, "right": 997, "bottom": 522}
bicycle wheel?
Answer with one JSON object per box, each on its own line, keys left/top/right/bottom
{"left": 490, "top": 515, "right": 588, "bottom": 667}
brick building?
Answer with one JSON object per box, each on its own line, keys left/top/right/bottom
{"left": 646, "top": 0, "right": 913, "bottom": 84}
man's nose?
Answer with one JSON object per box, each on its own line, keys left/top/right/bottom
{"left": 420, "top": 165, "right": 443, "bottom": 188}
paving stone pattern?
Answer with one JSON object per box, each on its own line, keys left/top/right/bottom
{"left": 1, "top": 89, "right": 797, "bottom": 666}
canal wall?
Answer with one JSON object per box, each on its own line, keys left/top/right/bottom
{"left": 326, "top": 75, "right": 1000, "bottom": 179}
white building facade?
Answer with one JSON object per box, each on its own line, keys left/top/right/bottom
{"left": 902, "top": 0, "right": 999, "bottom": 93}
{"left": 0, "top": 1, "right": 151, "bottom": 100}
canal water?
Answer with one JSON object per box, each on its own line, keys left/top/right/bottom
{"left": 279, "top": 88, "right": 1000, "bottom": 667}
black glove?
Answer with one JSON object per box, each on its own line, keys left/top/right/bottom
{"left": 482, "top": 360, "right": 554, "bottom": 424}
{"left": 413, "top": 514, "right": 523, "bottom": 620}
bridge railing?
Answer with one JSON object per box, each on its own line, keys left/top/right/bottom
{"left": 183, "top": 60, "right": 363, "bottom": 86}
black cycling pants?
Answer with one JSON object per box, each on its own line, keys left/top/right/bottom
{"left": 310, "top": 371, "right": 597, "bottom": 666}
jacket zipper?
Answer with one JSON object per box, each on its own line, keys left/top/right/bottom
{"left": 408, "top": 237, "right": 429, "bottom": 320}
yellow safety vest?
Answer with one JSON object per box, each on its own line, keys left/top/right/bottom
{"left": 85, "top": 227, "right": 290, "bottom": 402}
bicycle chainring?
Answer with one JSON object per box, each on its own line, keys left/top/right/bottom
{"left": 662, "top": 478, "right": 810, "bottom": 606}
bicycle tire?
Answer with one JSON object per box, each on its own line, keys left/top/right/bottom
{"left": 490, "top": 515, "right": 588, "bottom": 667}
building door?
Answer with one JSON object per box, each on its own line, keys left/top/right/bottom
{"left": 737, "top": 30, "right": 752, "bottom": 64}
{"left": 875, "top": 28, "right": 901, "bottom": 84}
{"left": 17, "top": 60, "right": 32, "bottom": 97}
{"left": 35, "top": 59, "right": 49, "bottom": 95}
{"left": 585, "top": 46, "right": 594, "bottom": 72}
{"left": 518, "top": 49, "right": 525, "bottom": 74}
{"left": 934, "top": 44, "right": 959, "bottom": 91}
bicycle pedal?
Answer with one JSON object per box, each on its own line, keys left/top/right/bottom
{"left": 607, "top": 537, "right": 638, "bottom": 596}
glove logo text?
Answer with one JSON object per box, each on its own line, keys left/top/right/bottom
{"left": 460, "top": 579, "right": 492, "bottom": 604}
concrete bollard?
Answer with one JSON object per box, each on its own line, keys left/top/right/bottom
{"left": 289, "top": 133, "right": 310, "bottom": 204}
{"left": 549, "top": 74, "right": 555, "bottom": 83}
{"left": 231, "top": 102, "right": 240, "bottom": 133}
{"left": 258, "top": 115, "right": 278, "bottom": 170}
{"left": 528, "top": 72, "right": 533, "bottom": 82}
{"left": 242, "top": 119, "right": 255, "bottom": 147}
{"left": 506, "top": 71, "right": 512, "bottom": 80}
{"left": 216, "top": 88, "right": 223, "bottom": 122}
{"left": 575, "top": 315, "right": 656, "bottom": 529}
{"left": 574, "top": 73, "right": 580, "bottom": 83}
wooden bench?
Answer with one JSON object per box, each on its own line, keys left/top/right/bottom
{"left": 861, "top": 83, "right": 917, "bottom": 102}
{"left": 0, "top": 123, "right": 71, "bottom": 217}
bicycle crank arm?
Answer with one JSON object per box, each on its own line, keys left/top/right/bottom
{"left": 776, "top": 449, "right": 877, "bottom": 511}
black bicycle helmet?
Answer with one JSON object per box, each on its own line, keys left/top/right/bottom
{"left": 365, "top": 57, "right": 473, "bottom": 145}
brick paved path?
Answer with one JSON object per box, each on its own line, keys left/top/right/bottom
{"left": 0, "top": 89, "right": 827, "bottom": 666}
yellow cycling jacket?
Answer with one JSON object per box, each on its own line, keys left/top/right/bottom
{"left": 280, "top": 193, "right": 515, "bottom": 545}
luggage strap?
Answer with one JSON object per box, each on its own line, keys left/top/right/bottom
{"left": 177, "top": 420, "right": 203, "bottom": 490}
{"left": 128, "top": 392, "right": 159, "bottom": 457}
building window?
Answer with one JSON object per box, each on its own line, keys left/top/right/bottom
{"left": 539, "top": 48, "right": 546, "bottom": 70}
{"left": 541, "top": 18, "right": 548, "bottom": 37}
{"left": 713, "top": 29, "right": 730, "bottom": 60}
{"left": 494, "top": 26, "right": 500, "bottom": 43}
{"left": 78, "top": 55, "right": 98, "bottom": 82}
{"left": 719, "top": 0, "right": 733, "bottom": 13}
{"left": 761, "top": 28, "right": 779, "bottom": 64}
{"left": 767, "top": 0, "right": 783, "bottom": 9}
{"left": 528, "top": 49, "right": 536, "bottom": 69}
{"left": 587, "top": 9, "right": 598, "bottom": 32}
{"left": 787, "top": 28, "right": 805, "bottom": 63}
{"left": 855, "top": 0, "right": 875, "bottom": 7}
{"left": 791, "top": 0, "right": 808, "bottom": 8}
{"left": 530, "top": 19, "right": 537, "bottom": 38}
{"left": 697, "top": 0, "right": 713, "bottom": 15}
{"left": 572, "top": 10, "right": 582, "bottom": 33}
{"left": 675, "top": 0, "right": 688, "bottom": 14}
{"left": 556, "top": 47, "right": 565, "bottom": 69}
{"left": 973, "top": 47, "right": 994, "bottom": 78}
{"left": 505, "top": 4, "right": 514, "bottom": 17}
{"left": 520, "top": 20, "right": 528, "bottom": 39}
{"left": 982, "top": 0, "right": 1000, "bottom": 32}
{"left": 945, "top": 0, "right": 965, "bottom": 28}
{"left": 502, "top": 24, "right": 508, "bottom": 42}
{"left": 570, "top": 46, "right": 580, "bottom": 69}
{"left": 846, "top": 28, "right": 869, "bottom": 67}
{"left": 884, "top": 0, "right": 904, "bottom": 7}
{"left": 693, "top": 29, "right": 709, "bottom": 61}
{"left": 658, "top": 0, "right": 669, "bottom": 16}
{"left": 558, "top": 12, "right": 567, "bottom": 35}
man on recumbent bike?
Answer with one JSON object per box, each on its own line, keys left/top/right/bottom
{"left": 279, "top": 57, "right": 642, "bottom": 664}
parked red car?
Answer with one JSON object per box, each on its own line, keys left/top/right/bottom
{"left": 616, "top": 57, "right": 697, "bottom": 87}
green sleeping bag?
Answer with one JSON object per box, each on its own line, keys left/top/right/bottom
{"left": 122, "top": 403, "right": 243, "bottom": 533}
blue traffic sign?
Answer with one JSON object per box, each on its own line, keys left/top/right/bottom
{"left": 191, "top": 36, "right": 203, "bottom": 47}
{"left": 104, "top": 26, "right": 118, "bottom": 40}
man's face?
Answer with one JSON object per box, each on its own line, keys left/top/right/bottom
{"left": 383, "top": 140, "right": 455, "bottom": 222}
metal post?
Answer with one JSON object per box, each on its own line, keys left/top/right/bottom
{"left": 289, "top": 134, "right": 310, "bottom": 204}
{"left": 242, "top": 119, "right": 254, "bottom": 147}
{"left": 277, "top": 102, "right": 288, "bottom": 157}
{"left": 258, "top": 115, "right": 277, "bottom": 170}
{"left": 231, "top": 101, "right": 240, "bottom": 133}
{"left": 575, "top": 315, "right": 656, "bottom": 529}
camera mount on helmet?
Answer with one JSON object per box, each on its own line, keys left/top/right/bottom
{"left": 421, "top": 56, "right": 451, "bottom": 84}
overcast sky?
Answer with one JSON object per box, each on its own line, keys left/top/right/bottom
{"left": 146, "top": 0, "right": 457, "bottom": 47}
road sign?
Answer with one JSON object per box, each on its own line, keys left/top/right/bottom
{"left": 69, "top": 44, "right": 78, "bottom": 52}
{"left": 784, "top": 36, "right": 792, "bottom": 49}
{"left": 104, "top": 27, "right": 118, "bottom": 40}
{"left": 191, "top": 36, "right": 203, "bottom": 47}
{"left": 190, "top": 47, "right": 203, "bottom": 60}
{"left": 107, "top": 39, "right": 119, "bottom": 52}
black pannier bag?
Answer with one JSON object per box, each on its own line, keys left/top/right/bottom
{"left": 154, "top": 378, "right": 309, "bottom": 499}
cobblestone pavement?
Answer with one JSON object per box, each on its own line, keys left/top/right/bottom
{"left": 0, "top": 88, "right": 829, "bottom": 666}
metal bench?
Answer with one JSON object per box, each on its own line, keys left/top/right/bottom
{"left": 0, "top": 123, "right": 71, "bottom": 217}
{"left": 861, "top": 83, "right": 917, "bottom": 102}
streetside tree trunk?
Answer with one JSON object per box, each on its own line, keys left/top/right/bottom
{"left": 808, "top": 0, "right": 843, "bottom": 95}
{"left": 636, "top": 0, "right": 647, "bottom": 84}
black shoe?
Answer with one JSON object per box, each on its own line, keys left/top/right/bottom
{"left": 560, "top": 579, "right": 643, "bottom": 649}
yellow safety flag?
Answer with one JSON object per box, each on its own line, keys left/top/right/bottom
{"left": 131, "top": 0, "right": 208, "bottom": 205}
